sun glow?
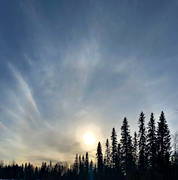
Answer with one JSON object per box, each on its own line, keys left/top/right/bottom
{"left": 83, "top": 132, "right": 95, "bottom": 146}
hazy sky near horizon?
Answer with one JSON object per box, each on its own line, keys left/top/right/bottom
{"left": 0, "top": 0, "right": 178, "bottom": 164}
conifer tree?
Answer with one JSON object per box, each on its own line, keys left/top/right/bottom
{"left": 85, "top": 152, "right": 89, "bottom": 174}
{"left": 111, "top": 128, "right": 117, "bottom": 168}
{"left": 79, "top": 155, "right": 82, "bottom": 173}
{"left": 73, "top": 154, "right": 79, "bottom": 174}
{"left": 157, "top": 111, "right": 171, "bottom": 166}
{"left": 82, "top": 155, "right": 85, "bottom": 164}
{"left": 147, "top": 113, "right": 157, "bottom": 168}
{"left": 138, "top": 112, "right": 147, "bottom": 171}
{"left": 133, "top": 132, "right": 138, "bottom": 165}
{"left": 104, "top": 139, "right": 111, "bottom": 168}
{"left": 120, "top": 117, "right": 134, "bottom": 176}
{"left": 96, "top": 142, "right": 103, "bottom": 173}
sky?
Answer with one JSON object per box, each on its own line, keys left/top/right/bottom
{"left": 0, "top": 0, "right": 178, "bottom": 165}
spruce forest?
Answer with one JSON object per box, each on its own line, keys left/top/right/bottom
{"left": 0, "top": 111, "right": 177, "bottom": 180}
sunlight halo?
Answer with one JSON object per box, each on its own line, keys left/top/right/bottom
{"left": 83, "top": 132, "right": 95, "bottom": 146}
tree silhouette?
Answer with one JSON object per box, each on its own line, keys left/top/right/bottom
{"left": 85, "top": 152, "right": 89, "bottom": 175}
{"left": 111, "top": 128, "right": 117, "bottom": 169}
{"left": 133, "top": 132, "right": 138, "bottom": 165}
{"left": 147, "top": 113, "right": 157, "bottom": 168}
{"left": 104, "top": 138, "right": 111, "bottom": 168}
{"left": 73, "top": 154, "right": 79, "bottom": 174}
{"left": 138, "top": 112, "right": 147, "bottom": 171}
{"left": 157, "top": 111, "right": 171, "bottom": 169}
{"left": 120, "top": 117, "right": 134, "bottom": 176}
{"left": 96, "top": 142, "right": 103, "bottom": 173}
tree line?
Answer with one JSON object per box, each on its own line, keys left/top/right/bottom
{"left": 0, "top": 111, "right": 177, "bottom": 180}
{"left": 73, "top": 111, "right": 178, "bottom": 180}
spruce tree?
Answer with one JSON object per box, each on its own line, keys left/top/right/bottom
{"left": 138, "top": 112, "right": 147, "bottom": 171}
{"left": 73, "top": 154, "right": 79, "bottom": 174}
{"left": 82, "top": 155, "right": 85, "bottom": 164}
{"left": 157, "top": 111, "right": 171, "bottom": 166}
{"left": 133, "top": 132, "right": 138, "bottom": 165}
{"left": 79, "top": 155, "right": 82, "bottom": 173}
{"left": 104, "top": 139, "right": 111, "bottom": 168}
{"left": 111, "top": 128, "right": 117, "bottom": 168}
{"left": 96, "top": 142, "right": 103, "bottom": 173}
{"left": 120, "top": 117, "right": 134, "bottom": 176}
{"left": 85, "top": 152, "right": 89, "bottom": 174}
{"left": 147, "top": 113, "right": 157, "bottom": 168}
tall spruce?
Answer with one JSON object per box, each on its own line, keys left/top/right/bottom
{"left": 138, "top": 112, "right": 147, "bottom": 171}
{"left": 73, "top": 154, "right": 79, "bottom": 174}
{"left": 120, "top": 117, "right": 134, "bottom": 176}
{"left": 111, "top": 128, "right": 117, "bottom": 168}
{"left": 104, "top": 139, "right": 111, "bottom": 168}
{"left": 79, "top": 155, "right": 82, "bottom": 173}
{"left": 79, "top": 155, "right": 85, "bottom": 175}
{"left": 133, "top": 132, "right": 138, "bottom": 165}
{"left": 157, "top": 111, "right": 171, "bottom": 166}
{"left": 85, "top": 152, "right": 89, "bottom": 174}
{"left": 96, "top": 142, "right": 103, "bottom": 172}
{"left": 147, "top": 113, "right": 157, "bottom": 168}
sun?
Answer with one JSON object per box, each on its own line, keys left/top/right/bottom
{"left": 83, "top": 132, "right": 95, "bottom": 146}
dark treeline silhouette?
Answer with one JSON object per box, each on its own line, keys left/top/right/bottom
{"left": 0, "top": 161, "right": 73, "bottom": 180}
{"left": 92, "top": 111, "right": 178, "bottom": 180}
{"left": 0, "top": 111, "right": 178, "bottom": 179}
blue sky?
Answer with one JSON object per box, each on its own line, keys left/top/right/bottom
{"left": 0, "top": 0, "right": 178, "bottom": 164}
